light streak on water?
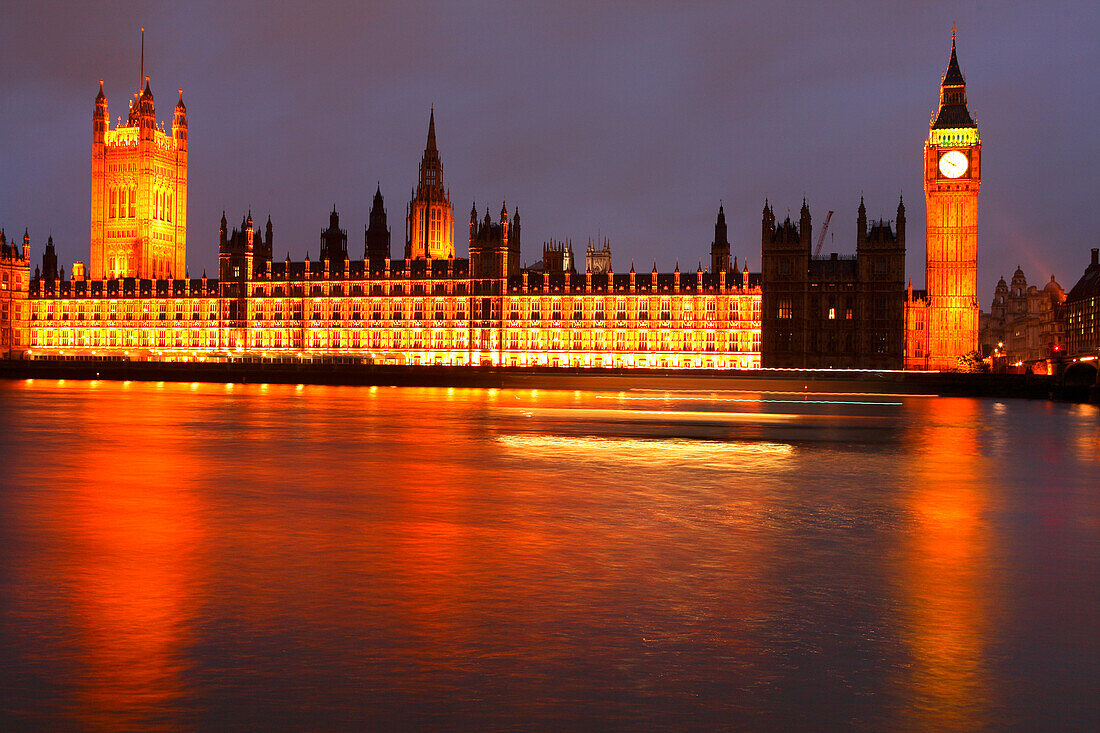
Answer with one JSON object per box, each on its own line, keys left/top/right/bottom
{"left": 596, "top": 394, "right": 904, "bottom": 406}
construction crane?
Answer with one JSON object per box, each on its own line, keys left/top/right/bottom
{"left": 813, "top": 210, "right": 834, "bottom": 257}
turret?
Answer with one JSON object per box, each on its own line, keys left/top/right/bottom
{"left": 365, "top": 185, "right": 391, "bottom": 264}
{"left": 173, "top": 89, "right": 188, "bottom": 151}
{"left": 266, "top": 215, "right": 273, "bottom": 252}
{"left": 857, "top": 195, "right": 867, "bottom": 242}
{"left": 137, "top": 77, "right": 155, "bottom": 141}
{"left": 761, "top": 199, "right": 775, "bottom": 240}
{"left": 41, "top": 233, "right": 58, "bottom": 284}
{"left": 799, "top": 197, "right": 812, "bottom": 246}
{"left": 711, "top": 204, "right": 730, "bottom": 273}
{"left": 320, "top": 205, "right": 348, "bottom": 264}
{"left": 219, "top": 211, "right": 228, "bottom": 248}
{"left": 896, "top": 195, "right": 906, "bottom": 242}
{"left": 93, "top": 80, "right": 108, "bottom": 143}
{"left": 512, "top": 206, "right": 521, "bottom": 252}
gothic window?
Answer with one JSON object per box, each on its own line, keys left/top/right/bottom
{"left": 110, "top": 189, "right": 118, "bottom": 219}
{"left": 777, "top": 298, "right": 792, "bottom": 319}
{"left": 129, "top": 187, "right": 137, "bottom": 218}
{"left": 167, "top": 194, "right": 172, "bottom": 222}
{"left": 660, "top": 299, "right": 671, "bottom": 321}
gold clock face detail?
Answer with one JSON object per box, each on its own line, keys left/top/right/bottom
{"left": 938, "top": 150, "right": 969, "bottom": 178}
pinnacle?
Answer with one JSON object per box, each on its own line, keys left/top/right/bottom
{"left": 425, "top": 106, "right": 437, "bottom": 152}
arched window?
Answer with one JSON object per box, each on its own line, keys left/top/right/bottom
{"left": 167, "top": 193, "right": 172, "bottom": 222}
{"left": 110, "top": 189, "right": 118, "bottom": 218}
{"left": 129, "top": 187, "right": 137, "bottom": 218}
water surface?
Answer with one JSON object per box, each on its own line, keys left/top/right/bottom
{"left": 1, "top": 380, "right": 1097, "bottom": 730}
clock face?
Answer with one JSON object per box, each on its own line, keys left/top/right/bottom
{"left": 939, "top": 150, "right": 969, "bottom": 178}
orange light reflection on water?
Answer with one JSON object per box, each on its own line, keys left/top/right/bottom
{"left": 896, "top": 397, "right": 996, "bottom": 730}
{"left": 38, "top": 383, "right": 205, "bottom": 730}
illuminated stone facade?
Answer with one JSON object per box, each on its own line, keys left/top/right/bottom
{"left": 90, "top": 75, "right": 188, "bottom": 281}
{"left": 1, "top": 229, "right": 30, "bottom": 357}
{"left": 907, "top": 33, "right": 981, "bottom": 370}
{"left": 18, "top": 112, "right": 762, "bottom": 368}
{"left": 23, "top": 218, "right": 762, "bottom": 368}
{"left": 760, "top": 199, "right": 906, "bottom": 369}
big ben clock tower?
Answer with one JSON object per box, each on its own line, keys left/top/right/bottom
{"left": 923, "top": 29, "right": 980, "bottom": 369}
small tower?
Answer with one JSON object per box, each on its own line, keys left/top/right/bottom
{"left": 252, "top": 215, "right": 272, "bottom": 274}
{"left": 320, "top": 205, "right": 348, "bottom": 265}
{"left": 89, "top": 33, "right": 188, "bottom": 280}
{"left": 469, "top": 203, "right": 520, "bottom": 279}
{"left": 711, "top": 204, "right": 730, "bottom": 273}
{"left": 42, "top": 233, "right": 58, "bottom": 284}
{"left": 406, "top": 108, "right": 454, "bottom": 259}
{"left": 365, "top": 185, "right": 391, "bottom": 265}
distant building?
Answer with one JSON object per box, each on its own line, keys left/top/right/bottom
{"left": 978, "top": 267, "right": 1065, "bottom": 364}
{"left": 541, "top": 240, "right": 575, "bottom": 274}
{"left": 1064, "top": 248, "right": 1100, "bottom": 357}
{"left": 585, "top": 240, "right": 612, "bottom": 274}
{"left": 1, "top": 229, "right": 30, "bottom": 357}
{"left": 760, "top": 198, "right": 906, "bottom": 369}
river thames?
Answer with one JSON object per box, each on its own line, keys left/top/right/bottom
{"left": 1, "top": 379, "right": 1097, "bottom": 730}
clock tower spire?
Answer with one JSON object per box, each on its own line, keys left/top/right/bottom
{"left": 920, "top": 29, "right": 981, "bottom": 370}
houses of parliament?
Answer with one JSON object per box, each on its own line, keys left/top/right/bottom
{"left": 1, "top": 35, "right": 982, "bottom": 372}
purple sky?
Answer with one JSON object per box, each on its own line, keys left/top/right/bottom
{"left": 2, "top": 1, "right": 1098, "bottom": 303}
